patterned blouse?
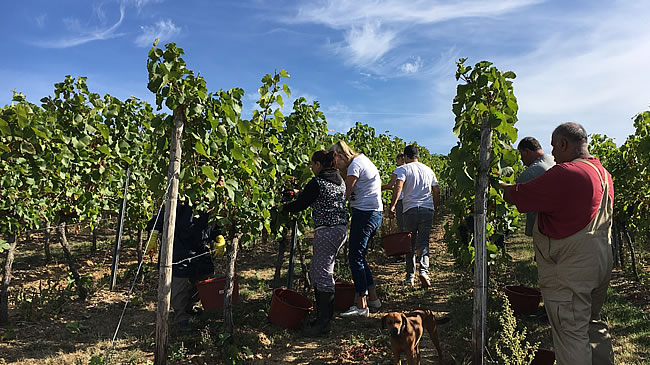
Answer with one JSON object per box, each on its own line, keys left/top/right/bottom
{"left": 284, "top": 168, "right": 348, "bottom": 228}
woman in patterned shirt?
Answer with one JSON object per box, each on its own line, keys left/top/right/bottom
{"left": 284, "top": 150, "right": 348, "bottom": 337}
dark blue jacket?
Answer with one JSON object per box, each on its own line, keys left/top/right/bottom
{"left": 147, "top": 203, "right": 218, "bottom": 278}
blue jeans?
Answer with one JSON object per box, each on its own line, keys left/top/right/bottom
{"left": 403, "top": 206, "right": 434, "bottom": 278}
{"left": 348, "top": 209, "right": 383, "bottom": 297}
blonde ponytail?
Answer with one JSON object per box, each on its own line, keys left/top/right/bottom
{"left": 328, "top": 140, "right": 356, "bottom": 162}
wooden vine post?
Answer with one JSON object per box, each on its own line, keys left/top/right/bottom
{"left": 224, "top": 232, "right": 242, "bottom": 335}
{"left": 472, "top": 115, "right": 492, "bottom": 363}
{"left": 154, "top": 107, "right": 184, "bottom": 365}
{"left": 287, "top": 219, "right": 299, "bottom": 290}
{"left": 110, "top": 165, "right": 131, "bottom": 291}
{"left": 450, "top": 59, "right": 519, "bottom": 363}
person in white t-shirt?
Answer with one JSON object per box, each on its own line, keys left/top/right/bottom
{"left": 328, "top": 140, "right": 383, "bottom": 318}
{"left": 389, "top": 145, "right": 440, "bottom": 288}
{"left": 382, "top": 152, "right": 406, "bottom": 232}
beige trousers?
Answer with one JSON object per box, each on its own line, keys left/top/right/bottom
{"left": 170, "top": 276, "right": 197, "bottom": 324}
{"left": 532, "top": 159, "right": 615, "bottom": 365}
{"left": 170, "top": 274, "right": 210, "bottom": 325}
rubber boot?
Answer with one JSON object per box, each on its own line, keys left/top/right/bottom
{"left": 303, "top": 291, "right": 334, "bottom": 337}
{"left": 323, "top": 290, "right": 334, "bottom": 322}
{"left": 307, "top": 288, "right": 320, "bottom": 327}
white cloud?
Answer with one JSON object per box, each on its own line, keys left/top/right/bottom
{"left": 291, "top": 0, "right": 540, "bottom": 70}
{"left": 294, "top": 0, "right": 540, "bottom": 28}
{"left": 93, "top": 2, "right": 107, "bottom": 22}
{"left": 34, "top": 6, "right": 125, "bottom": 48}
{"left": 500, "top": 3, "right": 650, "bottom": 149}
{"left": 123, "top": 0, "right": 164, "bottom": 9}
{"left": 339, "top": 21, "right": 396, "bottom": 66}
{"left": 134, "top": 20, "right": 181, "bottom": 47}
{"left": 400, "top": 57, "right": 422, "bottom": 74}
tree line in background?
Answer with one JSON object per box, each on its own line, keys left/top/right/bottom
{"left": 589, "top": 111, "right": 650, "bottom": 281}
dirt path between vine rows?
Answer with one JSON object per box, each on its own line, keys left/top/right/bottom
{"left": 0, "top": 214, "right": 460, "bottom": 365}
{"left": 1, "top": 211, "right": 648, "bottom": 363}
{"left": 232, "top": 213, "right": 461, "bottom": 364}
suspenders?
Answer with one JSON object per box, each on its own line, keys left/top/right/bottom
{"left": 575, "top": 158, "right": 608, "bottom": 191}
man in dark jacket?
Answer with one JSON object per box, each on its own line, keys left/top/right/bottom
{"left": 147, "top": 201, "right": 218, "bottom": 332}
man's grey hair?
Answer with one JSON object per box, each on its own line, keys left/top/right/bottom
{"left": 553, "top": 122, "right": 588, "bottom": 143}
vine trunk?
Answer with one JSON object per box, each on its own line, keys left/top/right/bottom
{"left": 0, "top": 234, "right": 17, "bottom": 324}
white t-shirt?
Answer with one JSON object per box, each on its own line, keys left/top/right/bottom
{"left": 347, "top": 154, "right": 383, "bottom": 211}
{"left": 392, "top": 166, "right": 404, "bottom": 201}
{"left": 394, "top": 161, "right": 438, "bottom": 212}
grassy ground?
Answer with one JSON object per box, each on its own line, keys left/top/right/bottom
{"left": 0, "top": 213, "right": 648, "bottom": 364}
{"left": 493, "top": 228, "right": 650, "bottom": 364}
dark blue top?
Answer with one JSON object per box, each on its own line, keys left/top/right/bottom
{"left": 147, "top": 203, "right": 218, "bottom": 278}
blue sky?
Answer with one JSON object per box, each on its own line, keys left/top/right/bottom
{"left": 2, "top": 0, "right": 650, "bottom": 154}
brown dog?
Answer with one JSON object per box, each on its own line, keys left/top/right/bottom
{"left": 381, "top": 309, "right": 444, "bottom": 364}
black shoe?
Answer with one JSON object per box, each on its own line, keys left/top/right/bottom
{"left": 302, "top": 291, "right": 334, "bottom": 337}
{"left": 302, "top": 320, "right": 331, "bottom": 337}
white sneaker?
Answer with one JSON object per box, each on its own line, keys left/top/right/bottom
{"left": 368, "top": 298, "right": 382, "bottom": 310}
{"left": 339, "top": 306, "right": 369, "bottom": 318}
{"left": 418, "top": 273, "right": 431, "bottom": 288}
{"left": 404, "top": 277, "right": 414, "bottom": 286}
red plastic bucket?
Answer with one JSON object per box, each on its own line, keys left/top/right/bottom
{"left": 196, "top": 276, "right": 239, "bottom": 310}
{"left": 504, "top": 285, "right": 542, "bottom": 315}
{"left": 334, "top": 282, "right": 356, "bottom": 311}
{"left": 381, "top": 232, "right": 412, "bottom": 256}
{"left": 269, "top": 288, "right": 313, "bottom": 329}
{"left": 531, "top": 348, "right": 555, "bottom": 365}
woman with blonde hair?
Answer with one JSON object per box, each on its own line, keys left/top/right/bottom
{"left": 328, "top": 140, "right": 382, "bottom": 317}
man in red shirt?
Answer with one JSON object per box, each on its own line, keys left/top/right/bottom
{"left": 501, "top": 122, "right": 614, "bottom": 365}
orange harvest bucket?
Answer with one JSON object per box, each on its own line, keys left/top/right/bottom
{"left": 504, "top": 285, "right": 541, "bottom": 315}
{"left": 196, "top": 276, "right": 239, "bottom": 310}
{"left": 268, "top": 288, "right": 313, "bottom": 329}
{"left": 381, "top": 231, "right": 412, "bottom": 256}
